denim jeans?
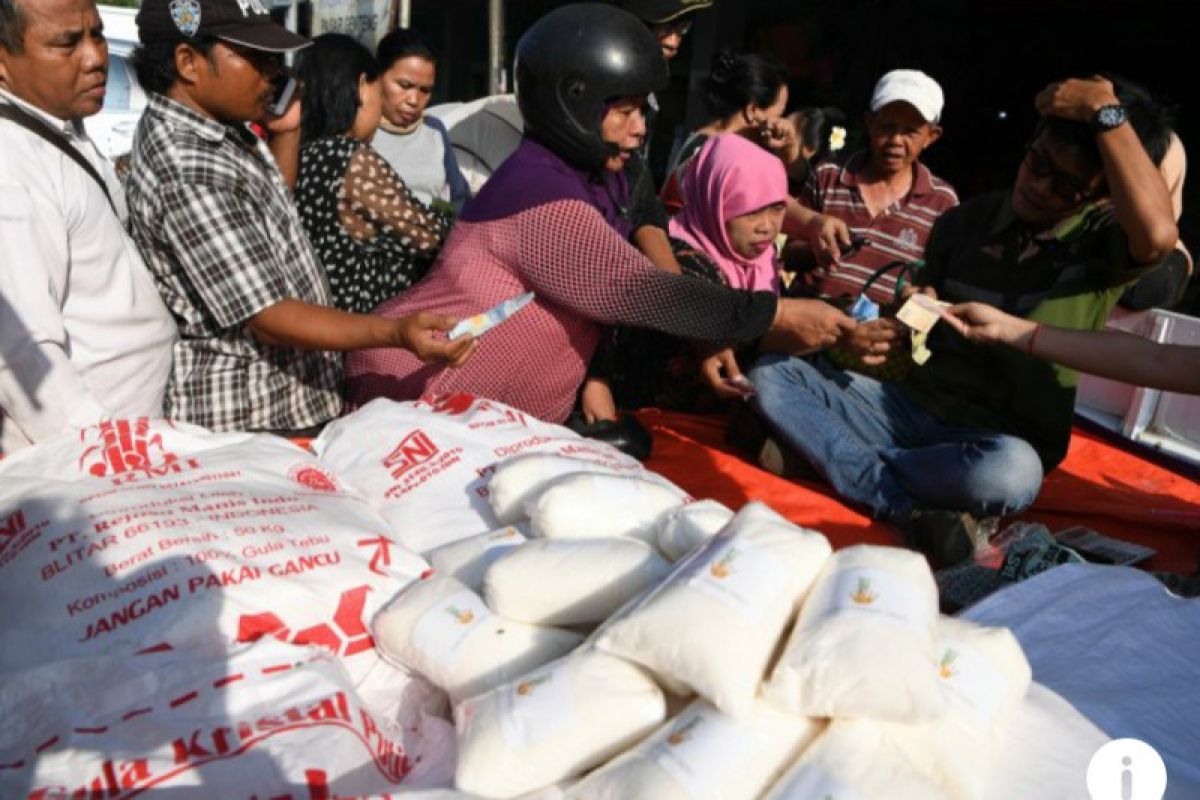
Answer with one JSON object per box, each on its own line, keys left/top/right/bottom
{"left": 749, "top": 353, "right": 1044, "bottom": 522}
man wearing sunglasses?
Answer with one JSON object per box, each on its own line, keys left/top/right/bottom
{"left": 751, "top": 74, "right": 1177, "bottom": 567}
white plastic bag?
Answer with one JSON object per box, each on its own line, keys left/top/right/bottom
{"left": 763, "top": 544, "right": 944, "bottom": 722}
{"left": 761, "top": 720, "right": 953, "bottom": 800}
{"left": 485, "top": 538, "right": 671, "bottom": 626}
{"left": 569, "top": 698, "right": 822, "bottom": 800}
{"left": 0, "top": 418, "right": 428, "bottom": 683}
{"left": 656, "top": 499, "right": 735, "bottom": 562}
{"left": 430, "top": 525, "right": 529, "bottom": 592}
{"left": 529, "top": 473, "right": 688, "bottom": 547}
{"left": 884, "top": 617, "right": 1032, "bottom": 799}
{"left": 596, "top": 502, "right": 831, "bottom": 718}
{"left": 454, "top": 651, "right": 665, "bottom": 798}
{"left": 488, "top": 453, "right": 644, "bottom": 525}
{"left": 373, "top": 576, "right": 584, "bottom": 704}
{"left": 314, "top": 397, "right": 640, "bottom": 553}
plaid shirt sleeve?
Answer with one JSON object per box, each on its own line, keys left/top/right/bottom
{"left": 158, "top": 177, "right": 294, "bottom": 329}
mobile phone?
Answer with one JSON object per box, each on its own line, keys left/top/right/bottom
{"left": 269, "top": 72, "right": 298, "bottom": 117}
{"left": 840, "top": 235, "right": 870, "bottom": 256}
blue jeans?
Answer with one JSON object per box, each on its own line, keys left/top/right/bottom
{"left": 749, "top": 353, "right": 1044, "bottom": 522}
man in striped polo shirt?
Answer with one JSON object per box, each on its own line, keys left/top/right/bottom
{"left": 797, "top": 69, "right": 958, "bottom": 305}
{"left": 750, "top": 74, "right": 1177, "bottom": 569}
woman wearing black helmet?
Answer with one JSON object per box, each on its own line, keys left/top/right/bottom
{"left": 345, "top": 3, "right": 860, "bottom": 425}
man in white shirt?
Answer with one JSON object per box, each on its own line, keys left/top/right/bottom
{"left": 0, "top": 0, "right": 176, "bottom": 453}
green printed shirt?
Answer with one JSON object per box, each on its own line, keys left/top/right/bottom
{"left": 902, "top": 191, "right": 1161, "bottom": 471}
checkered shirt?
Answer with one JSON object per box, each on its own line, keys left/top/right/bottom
{"left": 125, "top": 94, "right": 342, "bottom": 433}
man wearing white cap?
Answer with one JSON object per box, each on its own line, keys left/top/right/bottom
{"left": 797, "top": 68, "right": 958, "bottom": 305}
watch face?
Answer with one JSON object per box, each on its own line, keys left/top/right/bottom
{"left": 1097, "top": 105, "right": 1127, "bottom": 129}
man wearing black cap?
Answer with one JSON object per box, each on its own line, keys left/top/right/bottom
{"left": 618, "top": 0, "right": 712, "bottom": 60}
{"left": 124, "top": 0, "right": 472, "bottom": 437}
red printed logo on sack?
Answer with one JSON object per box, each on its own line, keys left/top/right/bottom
{"left": 382, "top": 430, "right": 439, "bottom": 479}
{"left": 235, "top": 585, "right": 375, "bottom": 658}
{"left": 0, "top": 509, "right": 26, "bottom": 559}
{"left": 289, "top": 464, "right": 338, "bottom": 492}
{"left": 77, "top": 419, "right": 191, "bottom": 482}
{"left": 419, "top": 392, "right": 477, "bottom": 416}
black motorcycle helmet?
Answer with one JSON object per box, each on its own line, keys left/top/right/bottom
{"left": 515, "top": 3, "right": 667, "bottom": 172}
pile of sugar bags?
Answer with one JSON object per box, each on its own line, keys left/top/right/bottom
{"left": 404, "top": 438, "right": 1036, "bottom": 800}
{"left": 0, "top": 400, "right": 1038, "bottom": 800}
{"left": 312, "top": 395, "right": 679, "bottom": 554}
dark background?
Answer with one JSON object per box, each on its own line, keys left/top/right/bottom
{"left": 396, "top": 0, "right": 1197, "bottom": 308}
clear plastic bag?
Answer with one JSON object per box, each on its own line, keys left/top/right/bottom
{"left": 936, "top": 522, "right": 1085, "bottom": 613}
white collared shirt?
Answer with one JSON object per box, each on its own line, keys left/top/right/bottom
{"left": 0, "top": 88, "right": 177, "bottom": 454}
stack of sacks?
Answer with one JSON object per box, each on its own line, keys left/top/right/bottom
{"left": 764, "top": 544, "right": 945, "bottom": 721}
{"left": 454, "top": 651, "right": 666, "bottom": 798}
{"left": 526, "top": 472, "right": 688, "bottom": 546}
{"left": 656, "top": 499, "right": 735, "bottom": 562}
{"left": 569, "top": 698, "right": 823, "bottom": 800}
{"left": 759, "top": 545, "right": 1032, "bottom": 799}
{"left": 373, "top": 576, "right": 584, "bottom": 703}
{"left": 313, "top": 397, "right": 647, "bottom": 553}
{"left": 485, "top": 538, "right": 672, "bottom": 626}
{"left": 597, "top": 502, "right": 832, "bottom": 717}
{"left": 429, "top": 525, "right": 530, "bottom": 592}
{"left": 761, "top": 720, "right": 953, "bottom": 799}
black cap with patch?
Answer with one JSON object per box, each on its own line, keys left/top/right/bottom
{"left": 616, "top": 0, "right": 713, "bottom": 24}
{"left": 136, "top": 0, "right": 311, "bottom": 53}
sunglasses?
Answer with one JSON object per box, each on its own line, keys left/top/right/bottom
{"left": 1023, "top": 145, "right": 1095, "bottom": 203}
{"left": 224, "top": 42, "right": 284, "bottom": 76}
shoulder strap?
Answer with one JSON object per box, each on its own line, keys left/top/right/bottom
{"left": 0, "top": 102, "right": 118, "bottom": 214}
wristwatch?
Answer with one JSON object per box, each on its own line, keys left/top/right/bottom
{"left": 1091, "top": 103, "right": 1128, "bottom": 132}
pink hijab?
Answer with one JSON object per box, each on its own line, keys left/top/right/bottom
{"left": 668, "top": 134, "right": 788, "bottom": 292}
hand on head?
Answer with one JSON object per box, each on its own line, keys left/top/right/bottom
{"left": 1034, "top": 76, "right": 1119, "bottom": 123}
{"left": 394, "top": 312, "right": 476, "bottom": 366}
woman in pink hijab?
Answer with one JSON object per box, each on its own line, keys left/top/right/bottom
{"left": 601, "top": 134, "right": 789, "bottom": 411}
{"left": 669, "top": 134, "right": 789, "bottom": 291}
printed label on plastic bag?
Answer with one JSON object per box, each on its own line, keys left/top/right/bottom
{"left": 412, "top": 589, "right": 490, "bottom": 668}
{"left": 687, "top": 539, "right": 789, "bottom": 624}
{"left": 650, "top": 705, "right": 753, "bottom": 799}
{"left": 934, "top": 639, "right": 1009, "bottom": 727}
{"left": 499, "top": 661, "right": 576, "bottom": 749}
{"left": 803, "top": 567, "right": 928, "bottom": 634}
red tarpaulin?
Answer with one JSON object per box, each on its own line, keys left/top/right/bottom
{"left": 636, "top": 409, "right": 1200, "bottom": 574}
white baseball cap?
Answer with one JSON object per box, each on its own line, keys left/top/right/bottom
{"left": 870, "top": 69, "right": 944, "bottom": 123}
